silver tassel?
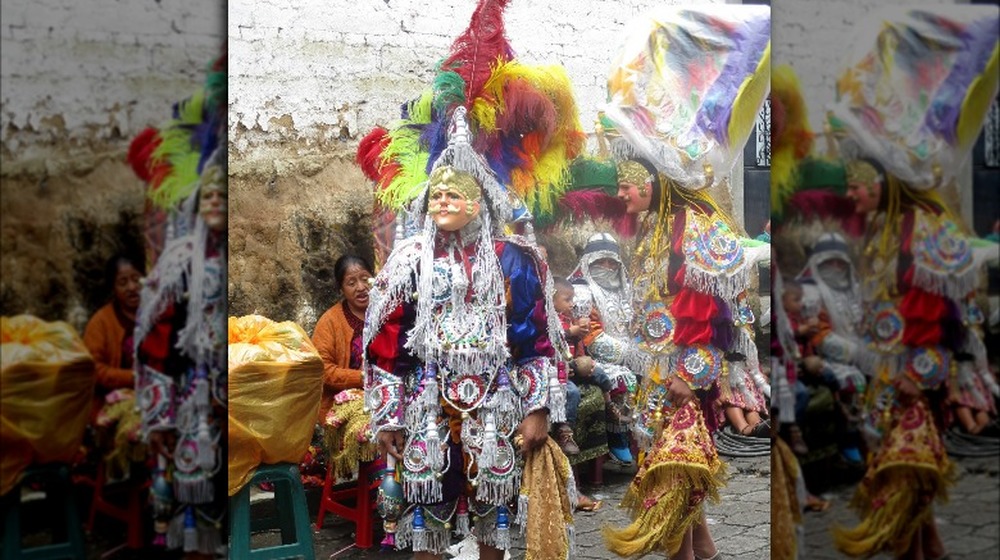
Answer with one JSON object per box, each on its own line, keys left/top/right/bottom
{"left": 479, "top": 415, "right": 498, "bottom": 470}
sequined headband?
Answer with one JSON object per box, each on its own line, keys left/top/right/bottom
{"left": 617, "top": 160, "right": 652, "bottom": 187}
{"left": 429, "top": 165, "right": 482, "bottom": 202}
{"left": 845, "top": 159, "right": 883, "bottom": 186}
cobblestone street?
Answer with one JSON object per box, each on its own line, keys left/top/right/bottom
{"left": 250, "top": 454, "right": 771, "bottom": 559}
{"left": 801, "top": 456, "right": 1000, "bottom": 559}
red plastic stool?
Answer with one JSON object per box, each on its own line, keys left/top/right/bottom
{"left": 73, "top": 462, "right": 148, "bottom": 549}
{"left": 314, "top": 461, "right": 378, "bottom": 549}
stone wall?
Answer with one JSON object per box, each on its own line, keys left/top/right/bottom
{"left": 1, "top": 0, "right": 225, "bottom": 330}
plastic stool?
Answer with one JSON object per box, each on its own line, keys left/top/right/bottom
{"left": 2, "top": 464, "right": 86, "bottom": 560}
{"left": 72, "top": 462, "right": 147, "bottom": 549}
{"left": 230, "top": 463, "right": 315, "bottom": 560}
{"left": 314, "top": 461, "right": 377, "bottom": 548}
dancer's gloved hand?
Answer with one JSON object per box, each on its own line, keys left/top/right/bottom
{"left": 668, "top": 375, "right": 694, "bottom": 407}
{"left": 517, "top": 409, "right": 550, "bottom": 454}
{"left": 376, "top": 429, "right": 406, "bottom": 461}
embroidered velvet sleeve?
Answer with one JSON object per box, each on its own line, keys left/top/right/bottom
{"left": 365, "top": 301, "right": 418, "bottom": 435}
{"left": 500, "top": 242, "right": 557, "bottom": 415}
{"left": 135, "top": 302, "right": 182, "bottom": 434}
{"left": 668, "top": 207, "right": 739, "bottom": 392}
{"left": 500, "top": 243, "right": 553, "bottom": 362}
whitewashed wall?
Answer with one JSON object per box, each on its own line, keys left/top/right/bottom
{"left": 228, "top": 0, "right": 737, "bottom": 175}
{"left": 1, "top": 0, "right": 224, "bottom": 325}
{"left": 1, "top": 0, "right": 225, "bottom": 174}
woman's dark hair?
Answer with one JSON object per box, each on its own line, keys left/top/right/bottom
{"left": 334, "top": 255, "right": 373, "bottom": 289}
{"left": 104, "top": 253, "right": 144, "bottom": 295}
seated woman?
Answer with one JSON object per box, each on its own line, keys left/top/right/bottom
{"left": 81, "top": 253, "right": 146, "bottom": 482}
{"left": 299, "top": 255, "right": 377, "bottom": 486}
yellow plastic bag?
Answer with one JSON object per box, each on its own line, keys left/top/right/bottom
{"left": 228, "top": 315, "right": 324, "bottom": 495}
{"left": 1, "top": 315, "right": 96, "bottom": 495}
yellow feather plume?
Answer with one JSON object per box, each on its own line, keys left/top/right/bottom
{"left": 727, "top": 42, "right": 771, "bottom": 162}
{"left": 148, "top": 89, "right": 207, "bottom": 209}
{"left": 956, "top": 42, "right": 999, "bottom": 151}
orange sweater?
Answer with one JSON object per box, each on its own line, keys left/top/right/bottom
{"left": 82, "top": 303, "right": 134, "bottom": 392}
{"left": 311, "top": 302, "right": 364, "bottom": 419}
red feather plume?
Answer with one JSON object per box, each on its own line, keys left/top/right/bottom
{"left": 498, "top": 79, "right": 556, "bottom": 147}
{"left": 127, "top": 127, "right": 166, "bottom": 183}
{"left": 357, "top": 126, "right": 391, "bottom": 182}
{"left": 441, "top": 0, "right": 514, "bottom": 102}
{"left": 547, "top": 189, "right": 637, "bottom": 237}
{"left": 785, "top": 190, "right": 866, "bottom": 238}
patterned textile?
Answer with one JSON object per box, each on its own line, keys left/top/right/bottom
{"left": 570, "top": 385, "right": 610, "bottom": 466}
{"left": 604, "top": 400, "right": 726, "bottom": 557}
{"left": 834, "top": 399, "right": 955, "bottom": 557}
{"left": 321, "top": 389, "right": 376, "bottom": 483}
{"left": 771, "top": 437, "right": 804, "bottom": 560}
{"left": 365, "top": 232, "right": 562, "bottom": 554}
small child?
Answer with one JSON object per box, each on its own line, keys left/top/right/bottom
{"left": 784, "top": 280, "right": 866, "bottom": 464}
{"left": 551, "top": 277, "right": 624, "bottom": 455}
{"left": 779, "top": 280, "right": 815, "bottom": 455}
{"left": 782, "top": 281, "right": 820, "bottom": 353}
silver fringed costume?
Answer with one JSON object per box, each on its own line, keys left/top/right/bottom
{"left": 363, "top": 109, "right": 570, "bottom": 554}
{"left": 568, "top": 233, "right": 642, "bottom": 433}
{"left": 796, "top": 232, "right": 867, "bottom": 392}
{"left": 134, "top": 148, "right": 226, "bottom": 554}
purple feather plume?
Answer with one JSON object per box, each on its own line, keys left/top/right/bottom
{"left": 924, "top": 14, "right": 999, "bottom": 144}
{"left": 694, "top": 14, "right": 769, "bottom": 146}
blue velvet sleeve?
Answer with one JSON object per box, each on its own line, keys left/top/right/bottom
{"left": 499, "top": 242, "right": 554, "bottom": 363}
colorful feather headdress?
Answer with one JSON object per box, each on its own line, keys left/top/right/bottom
{"left": 529, "top": 154, "right": 634, "bottom": 237}
{"left": 829, "top": 6, "right": 999, "bottom": 190}
{"left": 769, "top": 65, "right": 859, "bottom": 233}
{"left": 601, "top": 5, "right": 771, "bottom": 191}
{"left": 770, "top": 64, "right": 814, "bottom": 217}
{"left": 127, "top": 50, "right": 227, "bottom": 211}
{"left": 356, "top": 0, "right": 585, "bottom": 226}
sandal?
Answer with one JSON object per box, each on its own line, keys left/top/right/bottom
{"left": 740, "top": 420, "right": 771, "bottom": 439}
{"left": 576, "top": 495, "right": 603, "bottom": 512}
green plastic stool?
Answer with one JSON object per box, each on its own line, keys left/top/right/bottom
{"left": 230, "top": 463, "right": 315, "bottom": 560}
{"left": 2, "top": 464, "right": 86, "bottom": 560}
